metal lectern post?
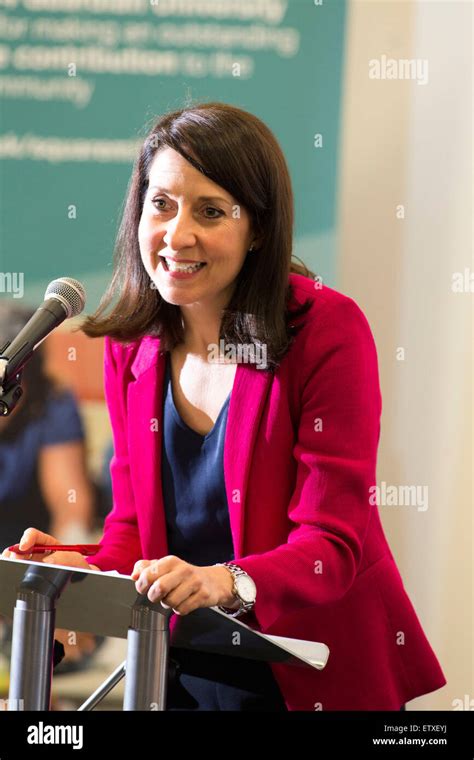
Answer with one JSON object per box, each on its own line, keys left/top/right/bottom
{"left": 123, "top": 595, "right": 173, "bottom": 711}
{"left": 8, "top": 565, "right": 73, "bottom": 711}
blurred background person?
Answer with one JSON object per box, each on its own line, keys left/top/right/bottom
{"left": 0, "top": 302, "right": 94, "bottom": 546}
{"left": 0, "top": 301, "right": 103, "bottom": 681}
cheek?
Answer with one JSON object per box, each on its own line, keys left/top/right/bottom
{"left": 137, "top": 216, "right": 147, "bottom": 253}
{"left": 137, "top": 223, "right": 156, "bottom": 277}
{"left": 137, "top": 216, "right": 149, "bottom": 248}
{"left": 215, "top": 225, "right": 247, "bottom": 260}
{"left": 138, "top": 214, "right": 162, "bottom": 251}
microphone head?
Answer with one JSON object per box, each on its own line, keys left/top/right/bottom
{"left": 44, "top": 277, "right": 86, "bottom": 319}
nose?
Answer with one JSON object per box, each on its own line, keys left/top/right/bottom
{"left": 162, "top": 207, "right": 197, "bottom": 252}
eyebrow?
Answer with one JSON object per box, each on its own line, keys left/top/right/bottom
{"left": 148, "top": 185, "right": 232, "bottom": 205}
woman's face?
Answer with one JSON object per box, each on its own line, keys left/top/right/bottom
{"left": 138, "top": 147, "right": 255, "bottom": 308}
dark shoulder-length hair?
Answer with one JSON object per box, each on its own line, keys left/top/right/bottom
{"left": 80, "top": 101, "right": 317, "bottom": 371}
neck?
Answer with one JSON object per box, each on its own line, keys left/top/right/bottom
{"left": 179, "top": 288, "right": 233, "bottom": 356}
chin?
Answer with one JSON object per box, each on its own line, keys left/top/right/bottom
{"left": 149, "top": 266, "right": 235, "bottom": 307}
{"left": 160, "top": 292, "right": 194, "bottom": 306}
{"left": 153, "top": 281, "right": 204, "bottom": 306}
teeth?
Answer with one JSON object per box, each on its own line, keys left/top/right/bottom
{"left": 167, "top": 260, "right": 204, "bottom": 273}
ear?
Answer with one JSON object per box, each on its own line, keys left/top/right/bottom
{"left": 249, "top": 231, "right": 264, "bottom": 251}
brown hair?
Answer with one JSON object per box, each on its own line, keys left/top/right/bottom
{"left": 80, "top": 101, "right": 317, "bottom": 371}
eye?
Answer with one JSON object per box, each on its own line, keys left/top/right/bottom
{"left": 151, "top": 197, "right": 224, "bottom": 219}
{"left": 203, "top": 206, "right": 224, "bottom": 219}
{"left": 151, "top": 197, "right": 168, "bottom": 211}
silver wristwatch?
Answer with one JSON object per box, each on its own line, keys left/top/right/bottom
{"left": 215, "top": 562, "right": 257, "bottom": 618}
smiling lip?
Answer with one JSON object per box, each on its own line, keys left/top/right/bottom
{"left": 161, "top": 256, "right": 205, "bottom": 264}
{"left": 159, "top": 256, "right": 207, "bottom": 279}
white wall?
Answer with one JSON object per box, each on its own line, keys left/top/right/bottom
{"left": 336, "top": 0, "right": 472, "bottom": 709}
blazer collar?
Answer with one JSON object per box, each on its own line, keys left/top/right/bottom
{"left": 130, "top": 335, "right": 163, "bottom": 379}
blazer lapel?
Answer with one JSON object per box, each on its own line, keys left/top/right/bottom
{"left": 224, "top": 364, "right": 273, "bottom": 557}
{"left": 127, "top": 337, "right": 273, "bottom": 561}
{"left": 127, "top": 337, "right": 168, "bottom": 561}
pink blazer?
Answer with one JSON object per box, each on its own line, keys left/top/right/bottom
{"left": 87, "top": 273, "right": 446, "bottom": 710}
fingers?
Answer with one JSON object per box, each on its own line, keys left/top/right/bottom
{"left": 130, "top": 555, "right": 178, "bottom": 582}
{"left": 134, "top": 561, "right": 162, "bottom": 593}
{"left": 10, "top": 528, "right": 60, "bottom": 561}
{"left": 133, "top": 559, "right": 200, "bottom": 614}
{"left": 18, "top": 527, "right": 39, "bottom": 551}
{"left": 18, "top": 528, "right": 59, "bottom": 552}
{"left": 45, "top": 551, "right": 91, "bottom": 569}
{"left": 2, "top": 528, "right": 61, "bottom": 563}
{"left": 133, "top": 558, "right": 178, "bottom": 597}
{"left": 2, "top": 528, "right": 59, "bottom": 559}
{"left": 148, "top": 577, "right": 199, "bottom": 613}
{"left": 131, "top": 559, "right": 154, "bottom": 580}
{"left": 1, "top": 545, "right": 34, "bottom": 560}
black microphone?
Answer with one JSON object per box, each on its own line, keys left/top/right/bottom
{"left": 0, "top": 277, "right": 86, "bottom": 412}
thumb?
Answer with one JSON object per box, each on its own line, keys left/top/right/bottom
{"left": 18, "top": 529, "right": 39, "bottom": 551}
{"left": 18, "top": 529, "right": 59, "bottom": 551}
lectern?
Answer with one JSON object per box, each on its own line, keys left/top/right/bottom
{"left": 0, "top": 557, "right": 330, "bottom": 711}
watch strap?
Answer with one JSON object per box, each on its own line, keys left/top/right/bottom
{"left": 214, "top": 562, "right": 256, "bottom": 617}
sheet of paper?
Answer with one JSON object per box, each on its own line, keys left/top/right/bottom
{"left": 263, "top": 633, "right": 330, "bottom": 669}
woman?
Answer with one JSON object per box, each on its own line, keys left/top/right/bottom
{"left": 2, "top": 102, "right": 446, "bottom": 711}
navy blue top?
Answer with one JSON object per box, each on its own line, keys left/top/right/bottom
{"left": 160, "top": 351, "right": 286, "bottom": 710}
{"left": 161, "top": 351, "right": 235, "bottom": 567}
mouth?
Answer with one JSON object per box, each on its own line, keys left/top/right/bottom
{"left": 159, "top": 256, "right": 207, "bottom": 275}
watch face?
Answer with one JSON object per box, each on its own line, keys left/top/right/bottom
{"left": 235, "top": 575, "right": 257, "bottom": 604}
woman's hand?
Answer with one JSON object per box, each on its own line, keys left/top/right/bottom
{"left": 1, "top": 527, "right": 100, "bottom": 571}
{"left": 131, "top": 556, "right": 238, "bottom": 616}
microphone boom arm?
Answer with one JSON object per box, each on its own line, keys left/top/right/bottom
{"left": 0, "top": 354, "right": 24, "bottom": 416}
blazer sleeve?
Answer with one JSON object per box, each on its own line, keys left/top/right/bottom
{"left": 85, "top": 336, "right": 142, "bottom": 574}
{"left": 235, "top": 297, "right": 383, "bottom": 631}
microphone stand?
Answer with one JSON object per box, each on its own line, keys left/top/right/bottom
{"left": 0, "top": 350, "right": 25, "bottom": 416}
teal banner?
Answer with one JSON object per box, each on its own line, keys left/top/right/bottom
{"left": 0, "top": 0, "right": 347, "bottom": 310}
